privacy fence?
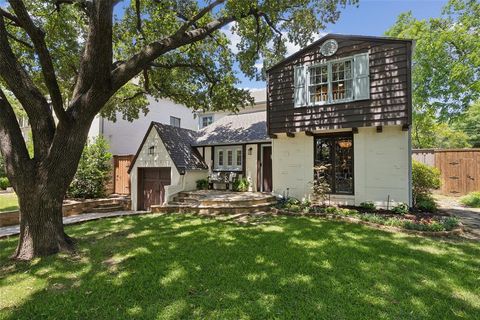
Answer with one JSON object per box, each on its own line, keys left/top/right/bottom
{"left": 413, "top": 149, "right": 480, "bottom": 196}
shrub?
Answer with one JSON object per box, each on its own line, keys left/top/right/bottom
{"left": 233, "top": 178, "right": 249, "bottom": 192}
{"left": 415, "top": 194, "right": 438, "bottom": 212}
{"left": 0, "top": 155, "right": 5, "bottom": 178}
{"left": 359, "top": 201, "right": 376, "bottom": 211}
{"left": 67, "top": 136, "right": 112, "bottom": 199}
{"left": 391, "top": 203, "right": 409, "bottom": 215}
{"left": 196, "top": 179, "right": 209, "bottom": 190}
{"left": 460, "top": 191, "right": 480, "bottom": 208}
{"left": 311, "top": 165, "right": 331, "bottom": 205}
{"left": 412, "top": 160, "right": 441, "bottom": 207}
{"left": 442, "top": 216, "right": 460, "bottom": 231}
{"left": 0, "top": 177, "right": 10, "bottom": 190}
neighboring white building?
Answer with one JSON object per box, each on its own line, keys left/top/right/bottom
{"left": 89, "top": 97, "right": 199, "bottom": 156}
{"left": 89, "top": 90, "right": 267, "bottom": 155}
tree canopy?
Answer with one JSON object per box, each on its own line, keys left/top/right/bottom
{"left": 386, "top": 0, "right": 480, "bottom": 149}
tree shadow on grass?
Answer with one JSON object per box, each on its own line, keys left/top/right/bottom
{"left": 1, "top": 214, "right": 480, "bottom": 319}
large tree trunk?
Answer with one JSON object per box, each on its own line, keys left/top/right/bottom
{"left": 11, "top": 121, "right": 92, "bottom": 261}
{"left": 13, "top": 190, "right": 75, "bottom": 260}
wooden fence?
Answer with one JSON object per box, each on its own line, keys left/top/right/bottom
{"left": 112, "top": 155, "right": 134, "bottom": 195}
{"left": 413, "top": 149, "right": 480, "bottom": 196}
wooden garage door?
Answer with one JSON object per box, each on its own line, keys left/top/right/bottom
{"left": 138, "top": 168, "right": 171, "bottom": 210}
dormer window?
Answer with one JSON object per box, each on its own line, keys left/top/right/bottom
{"left": 294, "top": 52, "right": 370, "bottom": 108}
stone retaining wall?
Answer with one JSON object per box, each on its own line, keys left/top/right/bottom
{"left": 0, "top": 197, "right": 131, "bottom": 227}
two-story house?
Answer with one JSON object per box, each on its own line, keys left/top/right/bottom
{"left": 128, "top": 34, "right": 413, "bottom": 210}
{"left": 267, "top": 34, "right": 412, "bottom": 207}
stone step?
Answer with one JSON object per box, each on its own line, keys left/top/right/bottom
{"left": 151, "top": 202, "right": 276, "bottom": 215}
{"left": 199, "top": 196, "right": 276, "bottom": 207}
{"left": 90, "top": 205, "right": 124, "bottom": 213}
{"left": 95, "top": 202, "right": 121, "bottom": 208}
{"left": 172, "top": 196, "right": 200, "bottom": 204}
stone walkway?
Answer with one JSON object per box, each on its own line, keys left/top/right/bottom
{"left": 435, "top": 195, "right": 480, "bottom": 240}
{"left": 0, "top": 211, "right": 146, "bottom": 238}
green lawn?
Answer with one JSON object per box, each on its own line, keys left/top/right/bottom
{"left": 0, "top": 193, "right": 18, "bottom": 213}
{"left": 1, "top": 214, "right": 479, "bottom": 319}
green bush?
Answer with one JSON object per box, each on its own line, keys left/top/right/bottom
{"left": 391, "top": 203, "right": 409, "bottom": 215}
{"left": 415, "top": 195, "right": 438, "bottom": 212}
{"left": 412, "top": 160, "right": 441, "bottom": 207}
{"left": 0, "top": 155, "right": 5, "bottom": 178}
{"left": 359, "top": 201, "right": 376, "bottom": 211}
{"left": 460, "top": 191, "right": 480, "bottom": 208}
{"left": 67, "top": 136, "right": 112, "bottom": 199}
{"left": 233, "top": 178, "right": 250, "bottom": 192}
{"left": 196, "top": 179, "right": 209, "bottom": 190}
{"left": 442, "top": 216, "right": 460, "bottom": 231}
{"left": 0, "top": 177, "right": 10, "bottom": 190}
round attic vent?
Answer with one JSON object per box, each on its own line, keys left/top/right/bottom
{"left": 320, "top": 39, "right": 338, "bottom": 57}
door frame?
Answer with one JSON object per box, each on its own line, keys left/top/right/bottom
{"left": 260, "top": 144, "right": 272, "bottom": 192}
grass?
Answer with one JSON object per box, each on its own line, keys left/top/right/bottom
{"left": 0, "top": 214, "right": 479, "bottom": 319}
{"left": 460, "top": 191, "right": 480, "bottom": 208}
{"left": 0, "top": 193, "right": 18, "bottom": 213}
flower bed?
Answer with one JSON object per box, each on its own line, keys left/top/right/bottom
{"left": 273, "top": 199, "right": 462, "bottom": 235}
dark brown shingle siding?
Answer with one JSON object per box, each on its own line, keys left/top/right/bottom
{"left": 267, "top": 35, "right": 412, "bottom": 134}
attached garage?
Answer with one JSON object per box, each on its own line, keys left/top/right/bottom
{"left": 137, "top": 167, "right": 171, "bottom": 210}
{"left": 129, "top": 122, "right": 208, "bottom": 211}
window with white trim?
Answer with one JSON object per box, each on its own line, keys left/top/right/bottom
{"left": 294, "top": 53, "right": 369, "bottom": 108}
{"left": 214, "top": 146, "right": 242, "bottom": 171}
{"left": 170, "top": 116, "right": 181, "bottom": 128}
{"left": 200, "top": 115, "right": 213, "bottom": 128}
{"left": 308, "top": 58, "right": 353, "bottom": 105}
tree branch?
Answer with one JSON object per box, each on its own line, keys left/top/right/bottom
{"left": 0, "top": 87, "right": 32, "bottom": 187}
{"left": 176, "top": 0, "right": 226, "bottom": 34}
{"left": 9, "top": 0, "right": 69, "bottom": 124}
{"left": 111, "top": 12, "right": 245, "bottom": 92}
{"left": 0, "top": 8, "right": 20, "bottom": 26}
{"left": 0, "top": 15, "right": 55, "bottom": 160}
{"left": 72, "top": 0, "right": 113, "bottom": 102}
{"left": 6, "top": 31, "right": 33, "bottom": 49}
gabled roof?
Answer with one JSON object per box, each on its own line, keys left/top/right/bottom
{"left": 266, "top": 33, "right": 413, "bottom": 73}
{"left": 128, "top": 122, "right": 208, "bottom": 174}
{"left": 195, "top": 111, "right": 269, "bottom": 146}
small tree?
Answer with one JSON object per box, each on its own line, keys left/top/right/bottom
{"left": 67, "top": 137, "right": 112, "bottom": 199}
{"left": 412, "top": 160, "right": 441, "bottom": 206}
{"left": 311, "top": 165, "right": 331, "bottom": 206}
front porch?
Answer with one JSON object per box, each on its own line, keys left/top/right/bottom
{"left": 151, "top": 190, "right": 276, "bottom": 215}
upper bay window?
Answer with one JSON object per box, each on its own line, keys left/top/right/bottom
{"left": 294, "top": 53, "right": 370, "bottom": 108}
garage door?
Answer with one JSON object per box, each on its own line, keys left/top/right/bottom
{"left": 138, "top": 168, "right": 171, "bottom": 210}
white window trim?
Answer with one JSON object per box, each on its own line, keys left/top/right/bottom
{"left": 200, "top": 115, "right": 213, "bottom": 128}
{"left": 307, "top": 56, "right": 354, "bottom": 106}
{"left": 214, "top": 146, "right": 242, "bottom": 171}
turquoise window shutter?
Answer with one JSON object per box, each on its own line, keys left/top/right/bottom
{"left": 353, "top": 53, "right": 370, "bottom": 100}
{"left": 294, "top": 65, "right": 306, "bottom": 107}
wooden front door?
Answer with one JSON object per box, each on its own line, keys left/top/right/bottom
{"left": 138, "top": 168, "right": 171, "bottom": 210}
{"left": 262, "top": 146, "right": 272, "bottom": 192}
{"left": 114, "top": 155, "right": 133, "bottom": 194}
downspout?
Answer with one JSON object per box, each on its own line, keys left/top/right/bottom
{"left": 408, "top": 126, "right": 413, "bottom": 207}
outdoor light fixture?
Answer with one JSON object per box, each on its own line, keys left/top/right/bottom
{"left": 248, "top": 147, "right": 253, "bottom": 155}
{"left": 338, "top": 140, "right": 352, "bottom": 148}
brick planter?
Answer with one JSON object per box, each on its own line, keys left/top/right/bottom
{"left": 0, "top": 197, "right": 131, "bottom": 227}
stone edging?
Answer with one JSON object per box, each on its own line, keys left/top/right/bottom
{"left": 0, "top": 197, "right": 131, "bottom": 227}
{"left": 271, "top": 208, "right": 464, "bottom": 237}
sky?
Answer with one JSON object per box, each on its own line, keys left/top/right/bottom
{"left": 238, "top": 0, "right": 448, "bottom": 90}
